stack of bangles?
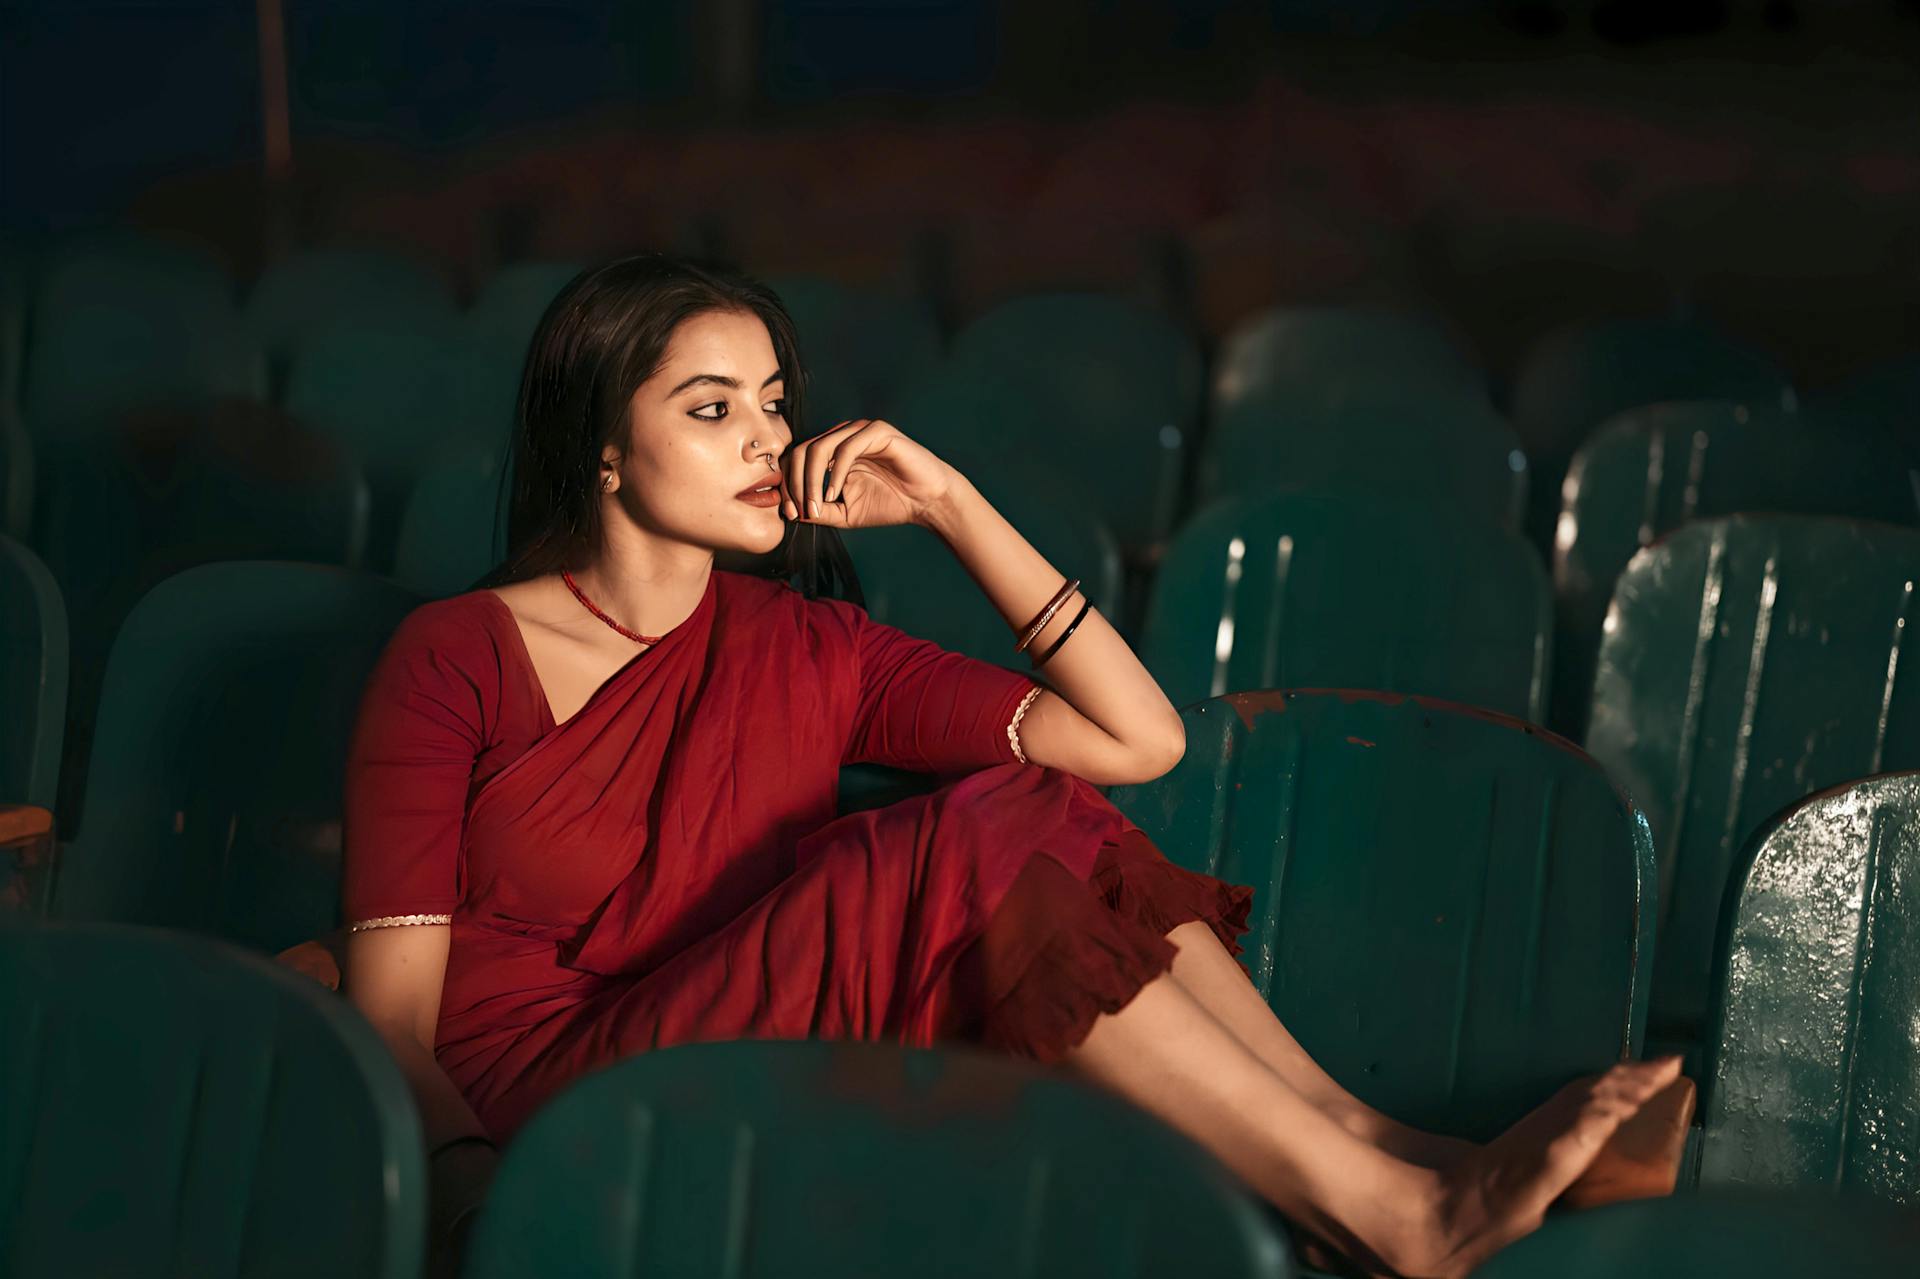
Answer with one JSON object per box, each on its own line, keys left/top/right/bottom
{"left": 1014, "top": 576, "right": 1093, "bottom": 669}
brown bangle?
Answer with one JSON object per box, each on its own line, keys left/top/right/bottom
{"left": 1032, "top": 599, "right": 1092, "bottom": 669}
{"left": 1015, "top": 578, "right": 1080, "bottom": 653}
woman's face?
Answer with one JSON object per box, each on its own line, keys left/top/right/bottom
{"left": 608, "top": 308, "right": 793, "bottom": 556}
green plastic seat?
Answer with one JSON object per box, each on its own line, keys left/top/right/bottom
{"left": 1552, "top": 401, "right": 1919, "bottom": 741}
{"left": 31, "top": 413, "right": 375, "bottom": 833}
{"left": 22, "top": 233, "right": 263, "bottom": 441}
{"left": 1470, "top": 1190, "right": 1920, "bottom": 1278}
{"left": 1585, "top": 515, "right": 1920, "bottom": 1048}
{"left": 0, "top": 921, "right": 424, "bottom": 1278}
{"left": 1699, "top": 772, "right": 1920, "bottom": 1200}
{"left": 1812, "top": 355, "right": 1920, "bottom": 457}
{"left": 50, "top": 562, "right": 423, "bottom": 953}
{"left": 0, "top": 535, "right": 66, "bottom": 813}
{"left": 2, "top": 404, "right": 28, "bottom": 539}
{"left": 1508, "top": 317, "right": 1790, "bottom": 547}
{"left": 901, "top": 293, "right": 1202, "bottom": 553}
{"left": 393, "top": 446, "right": 510, "bottom": 598}
{"left": 1108, "top": 691, "right": 1655, "bottom": 1140}
{"left": 464, "top": 1038, "right": 1292, "bottom": 1278}
{"left": 0, "top": 253, "right": 24, "bottom": 414}
{"left": 283, "top": 325, "right": 504, "bottom": 569}
{"left": 845, "top": 455, "right": 1123, "bottom": 665}
{"left": 1212, "top": 305, "right": 1484, "bottom": 415}
{"left": 1141, "top": 491, "right": 1552, "bottom": 719}
{"left": 246, "top": 247, "right": 458, "bottom": 384}
{"left": 765, "top": 273, "right": 944, "bottom": 415}
{"left": 466, "top": 260, "right": 586, "bottom": 359}
{"left": 1198, "top": 385, "right": 1528, "bottom": 529}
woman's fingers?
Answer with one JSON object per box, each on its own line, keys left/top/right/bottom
{"left": 802, "top": 418, "right": 869, "bottom": 518}
{"left": 822, "top": 420, "right": 885, "bottom": 504}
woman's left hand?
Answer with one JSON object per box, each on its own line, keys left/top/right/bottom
{"left": 780, "top": 418, "right": 961, "bottom": 530}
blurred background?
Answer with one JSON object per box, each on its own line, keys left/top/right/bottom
{"left": 5, "top": 4, "right": 1920, "bottom": 1274}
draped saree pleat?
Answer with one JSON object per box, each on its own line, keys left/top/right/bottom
{"left": 342, "top": 571, "right": 1252, "bottom": 1137}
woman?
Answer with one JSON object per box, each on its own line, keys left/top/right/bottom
{"left": 342, "top": 254, "right": 1678, "bottom": 1277}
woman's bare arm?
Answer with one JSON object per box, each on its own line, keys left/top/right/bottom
{"left": 919, "top": 472, "right": 1185, "bottom": 785}
{"left": 344, "top": 926, "right": 489, "bottom": 1145}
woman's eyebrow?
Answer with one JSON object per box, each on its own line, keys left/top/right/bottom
{"left": 667, "top": 370, "right": 786, "bottom": 396}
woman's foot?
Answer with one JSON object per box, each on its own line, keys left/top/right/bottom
{"left": 1377, "top": 1056, "right": 1685, "bottom": 1278}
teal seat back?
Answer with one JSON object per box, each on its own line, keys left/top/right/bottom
{"left": 23, "top": 234, "right": 263, "bottom": 440}
{"left": 52, "top": 563, "right": 423, "bottom": 952}
{"left": 1509, "top": 317, "right": 1789, "bottom": 547}
{"left": 2, "top": 406, "right": 29, "bottom": 539}
{"left": 904, "top": 293, "right": 1201, "bottom": 551}
{"left": 0, "top": 922, "right": 423, "bottom": 1278}
{"left": 1586, "top": 515, "right": 1920, "bottom": 1043}
{"left": 1553, "top": 402, "right": 1919, "bottom": 739}
{"left": 1141, "top": 491, "right": 1551, "bottom": 719}
{"left": 765, "top": 273, "right": 944, "bottom": 415}
{"left": 394, "top": 447, "right": 510, "bottom": 598}
{"left": 1199, "top": 385, "right": 1528, "bottom": 528}
{"left": 1700, "top": 772, "right": 1920, "bottom": 1201}
{"left": 846, "top": 456, "right": 1122, "bottom": 664}
{"left": 284, "top": 324, "right": 503, "bottom": 569}
{"left": 246, "top": 247, "right": 458, "bottom": 383}
{"left": 31, "top": 416, "right": 374, "bottom": 832}
{"left": 0, "top": 535, "right": 66, "bottom": 812}
{"left": 466, "top": 1038, "right": 1291, "bottom": 1278}
{"left": 1108, "top": 692, "right": 1655, "bottom": 1139}
{"left": 1212, "top": 305, "right": 1483, "bottom": 415}
{"left": 1510, "top": 318, "right": 1790, "bottom": 465}
{"left": 283, "top": 323, "right": 480, "bottom": 482}
{"left": 466, "top": 260, "right": 586, "bottom": 360}
{"left": 1471, "top": 1190, "right": 1920, "bottom": 1277}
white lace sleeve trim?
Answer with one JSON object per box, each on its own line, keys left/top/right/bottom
{"left": 1006, "top": 685, "right": 1045, "bottom": 764}
{"left": 347, "top": 913, "right": 453, "bottom": 933}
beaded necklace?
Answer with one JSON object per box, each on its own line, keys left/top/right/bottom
{"left": 561, "top": 570, "right": 664, "bottom": 645}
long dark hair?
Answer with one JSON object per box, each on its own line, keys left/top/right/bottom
{"left": 477, "top": 253, "right": 862, "bottom": 605}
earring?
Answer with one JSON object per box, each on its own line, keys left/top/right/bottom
{"left": 602, "top": 473, "right": 615, "bottom": 493}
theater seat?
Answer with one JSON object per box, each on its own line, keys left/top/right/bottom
{"left": 1212, "top": 305, "right": 1484, "bottom": 416}
{"left": 246, "top": 247, "right": 459, "bottom": 389}
{"left": 1470, "top": 1189, "right": 1920, "bottom": 1277}
{"left": 1108, "top": 690, "right": 1655, "bottom": 1140}
{"left": 1198, "top": 384, "right": 1528, "bottom": 530}
{"left": 1552, "top": 401, "right": 1919, "bottom": 740}
{"left": 49, "top": 562, "right": 421, "bottom": 953}
{"left": 1141, "top": 491, "right": 1551, "bottom": 719}
{"left": 1699, "top": 771, "right": 1920, "bottom": 1201}
{"left": 0, "top": 534, "right": 65, "bottom": 814}
{"left": 845, "top": 453, "right": 1122, "bottom": 666}
{"left": 1585, "top": 515, "right": 1920, "bottom": 1052}
{"left": 22, "top": 232, "right": 263, "bottom": 442}
{"left": 0, "top": 922, "right": 424, "bottom": 1278}
{"left": 283, "top": 324, "right": 503, "bottom": 571}
{"left": 466, "top": 259, "right": 587, "bottom": 361}
{"left": 763, "top": 273, "right": 944, "bottom": 417}
{"left": 394, "top": 446, "right": 509, "bottom": 598}
{"left": 900, "top": 292, "right": 1202, "bottom": 556}
{"left": 1509, "top": 317, "right": 1790, "bottom": 549}
{"left": 465, "top": 1038, "right": 1291, "bottom": 1278}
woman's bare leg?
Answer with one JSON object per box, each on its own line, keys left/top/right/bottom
{"left": 1059, "top": 962, "right": 1683, "bottom": 1277}
{"left": 1161, "top": 920, "right": 1477, "bottom": 1168}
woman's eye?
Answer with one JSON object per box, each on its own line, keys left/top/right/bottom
{"left": 764, "top": 399, "right": 787, "bottom": 416}
{"left": 691, "top": 401, "right": 728, "bottom": 420}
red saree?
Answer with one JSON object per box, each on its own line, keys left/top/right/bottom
{"left": 342, "top": 570, "right": 1252, "bottom": 1138}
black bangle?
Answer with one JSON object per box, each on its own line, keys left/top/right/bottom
{"left": 430, "top": 1134, "right": 498, "bottom": 1161}
{"left": 1032, "top": 599, "right": 1092, "bottom": 669}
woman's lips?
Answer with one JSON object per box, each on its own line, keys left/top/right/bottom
{"left": 736, "top": 485, "right": 781, "bottom": 508}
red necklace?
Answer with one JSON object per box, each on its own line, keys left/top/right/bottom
{"left": 561, "top": 570, "right": 664, "bottom": 645}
